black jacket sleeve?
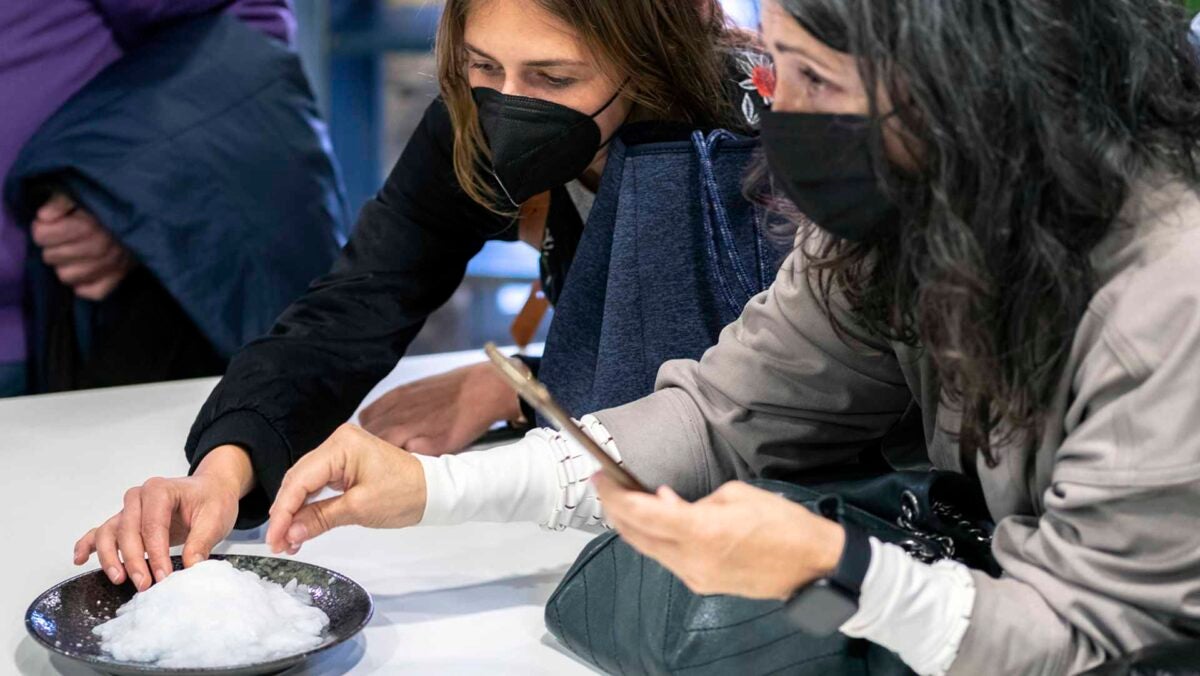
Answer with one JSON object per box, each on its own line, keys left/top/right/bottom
{"left": 184, "top": 98, "right": 514, "bottom": 527}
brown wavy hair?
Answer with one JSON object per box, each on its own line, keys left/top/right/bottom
{"left": 778, "top": 0, "right": 1200, "bottom": 464}
{"left": 436, "top": 0, "right": 748, "bottom": 212}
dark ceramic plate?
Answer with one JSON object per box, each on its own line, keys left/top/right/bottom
{"left": 25, "top": 554, "right": 373, "bottom": 675}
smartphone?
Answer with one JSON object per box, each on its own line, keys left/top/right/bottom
{"left": 483, "top": 342, "right": 651, "bottom": 493}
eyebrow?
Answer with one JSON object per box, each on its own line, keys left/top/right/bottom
{"left": 465, "top": 43, "right": 588, "bottom": 68}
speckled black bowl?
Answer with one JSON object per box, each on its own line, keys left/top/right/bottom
{"left": 25, "top": 554, "right": 373, "bottom": 675}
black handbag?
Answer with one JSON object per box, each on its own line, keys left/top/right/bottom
{"left": 544, "top": 471, "right": 998, "bottom": 675}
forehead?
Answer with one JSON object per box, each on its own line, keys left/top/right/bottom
{"left": 464, "top": 0, "right": 590, "bottom": 65}
{"left": 762, "top": 1, "right": 858, "bottom": 73}
{"left": 762, "top": 0, "right": 804, "bottom": 43}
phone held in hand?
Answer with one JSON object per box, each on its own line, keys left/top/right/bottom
{"left": 483, "top": 342, "right": 651, "bottom": 493}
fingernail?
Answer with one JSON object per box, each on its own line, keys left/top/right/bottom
{"left": 131, "top": 572, "right": 144, "bottom": 588}
{"left": 106, "top": 567, "right": 121, "bottom": 583}
{"left": 287, "top": 523, "right": 308, "bottom": 544}
{"left": 155, "top": 569, "right": 168, "bottom": 582}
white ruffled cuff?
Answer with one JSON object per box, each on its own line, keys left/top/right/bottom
{"left": 840, "top": 539, "right": 976, "bottom": 676}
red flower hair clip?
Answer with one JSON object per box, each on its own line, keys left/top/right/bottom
{"left": 751, "top": 64, "right": 777, "bottom": 101}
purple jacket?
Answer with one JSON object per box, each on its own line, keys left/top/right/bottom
{"left": 0, "top": 1, "right": 293, "bottom": 369}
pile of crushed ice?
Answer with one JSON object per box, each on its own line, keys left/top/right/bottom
{"left": 93, "top": 559, "right": 330, "bottom": 668}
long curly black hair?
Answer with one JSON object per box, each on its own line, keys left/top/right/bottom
{"left": 776, "top": 0, "right": 1200, "bottom": 464}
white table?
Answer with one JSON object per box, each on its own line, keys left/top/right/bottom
{"left": 0, "top": 349, "right": 599, "bottom": 675}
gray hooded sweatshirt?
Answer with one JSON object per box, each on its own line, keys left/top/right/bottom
{"left": 594, "top": 175, "right": 1200, "bottom": 674}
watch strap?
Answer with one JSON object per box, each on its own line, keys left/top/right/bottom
{"left": 829, "top": 522, "right": 872, "bottom": 598}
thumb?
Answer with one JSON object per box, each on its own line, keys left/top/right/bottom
{"left": 283, "top": 495, "right": 355, "bottom": 549}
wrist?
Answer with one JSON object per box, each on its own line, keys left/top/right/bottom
{"left": 195, "top": 444, "right": 255, "bottom": 499}
{"left": 402, "top": 450, "right": 429, "bottom": 526}
{"left": 781, "top": 517, "right": 846, "bottom": 599}
{"left": 814, "top": 518, "right": 847, "bottom": 579}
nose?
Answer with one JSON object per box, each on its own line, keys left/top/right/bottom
{"left": 500, "top": 77, "right": 533, "bottom": 99}
{"left": 770, "top": 79, "right": 815, "bottom": 114}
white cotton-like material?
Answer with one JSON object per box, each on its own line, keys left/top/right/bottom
{"left": 93, "top": 559, "right": 330, "bottom": 668}
{"left": 417, "top": 415, "right": 617, "bottom": 531}
{"left": 840, "top": 539, "right": 976, "bottom": 676}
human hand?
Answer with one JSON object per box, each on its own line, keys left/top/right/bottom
{"left": 266, "top": 424, "right": 427, "bottom": 554}
{"left": 32, "top": 191, "right": 134, "bottom": 301}
{"left": 73, "top": 445, "right": 253, "bottom": 590}
{"left": 359, "top": 361, "right": 522, "bottom": 456}
{"left": 594, "top": 475, "right": 846, "bottom": 600}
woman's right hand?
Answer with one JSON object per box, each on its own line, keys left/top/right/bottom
{"left": 73, "top": 444, "right": 254, "bottom": 591}
{"left": 265, "top": 424, "right": 426, "bottom": 555}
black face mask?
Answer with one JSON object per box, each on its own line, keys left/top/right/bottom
{"left": 760, "top": 110, "right": 898, "bottom": 242}
{"left": 473, "top": 86, "right": 623, "bottom": 206}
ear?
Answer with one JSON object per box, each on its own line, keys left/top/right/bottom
{"left": 696, "top": 0, "right": 717, "bottom": 22}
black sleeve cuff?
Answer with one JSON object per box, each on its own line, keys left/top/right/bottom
{"left": 188, "top": 409, "right": 292, "bottom": 530}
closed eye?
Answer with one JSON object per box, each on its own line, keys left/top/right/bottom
{"left": 540, "top": 73, "right": 576, "bottom": 89}
{"left": 470, "top": 61, "right": 502, "bottom": 76}
{"left": 800, "top": 67, "right": 827, "bottom": 90}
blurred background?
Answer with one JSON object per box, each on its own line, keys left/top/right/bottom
{"left": 292, "top": 0, "right": 763, "bottom": 354}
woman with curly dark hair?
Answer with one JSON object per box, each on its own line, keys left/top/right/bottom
{"left": 588, "top": 0, "right": 1200, "bottom": 673}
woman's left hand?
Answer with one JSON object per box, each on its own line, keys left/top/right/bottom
{"left": 593, "top": 475, "right": 846, "bottom": 600}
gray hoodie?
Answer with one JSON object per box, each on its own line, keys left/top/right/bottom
{"left": 594, "top": 175, "right": 1200, "bottom": 674}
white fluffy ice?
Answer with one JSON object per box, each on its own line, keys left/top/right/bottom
{"left": 93, "top": 559, "right": 330, "bottom": 668}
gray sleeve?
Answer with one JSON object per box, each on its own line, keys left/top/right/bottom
{"left": 949, "top": 249, "right": 1200, "bottom": 674}
{"left": 596, "top": 247, "right": 914, "bottom": 499}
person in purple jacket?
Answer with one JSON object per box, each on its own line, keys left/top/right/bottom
{"left": 0, "top": 0, "right": 293, "bottom": 397}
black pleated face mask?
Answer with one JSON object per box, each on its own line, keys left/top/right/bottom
{"left": 760, "top": 110, "right": 898, "bottom": 242}
{"left": 473, "top": 86, "right": 623, "bottom": 206}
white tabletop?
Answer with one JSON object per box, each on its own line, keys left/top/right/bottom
{"left": 0, "top": 348, "right": 599, "bottom": 675}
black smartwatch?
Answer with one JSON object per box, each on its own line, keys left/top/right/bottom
{"left": 783, "top": 497, "right": 873, "bottom": 635}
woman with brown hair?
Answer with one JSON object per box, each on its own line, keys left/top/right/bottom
{"left": 74, "top": 0, "right": 778, "bottom": 590}
{"left": 355, "top": 0, "right": 774, "bottom": 454}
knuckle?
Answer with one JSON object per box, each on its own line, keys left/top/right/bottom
{"left": 312, "top": 505, "right": 334, "bottom": 534}
{"left": 142, "top": 476, "right": 170, "bottom": 493}
{"left": 96, "top": 522, "right": 116, "bottom": 544}
{"left": 339, "top": 422, "right": 366, "bottom": 438}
